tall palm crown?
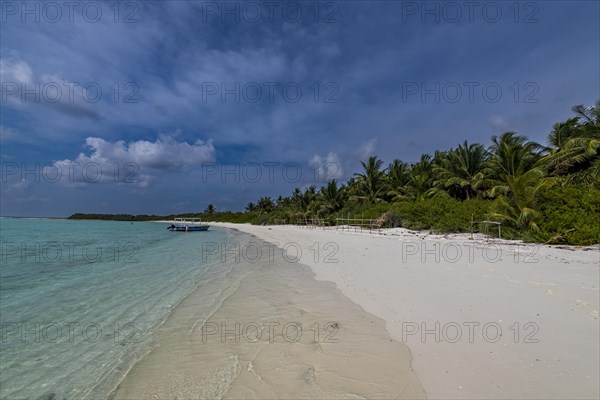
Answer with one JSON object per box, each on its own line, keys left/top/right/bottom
{"left": 406, "top": 154, "right": 433, "bottom": 201}
{"left": 353, "top": 156, "right": 386, "bottom": 203}
{"left": 316, "top": 180, "right": 347, "bottom": 215}
{"left": 541, "top": 101, "right": 600, "bottom": 184}
{"left": 488, "top": 132, "right": 542, "bottom": 179}
{"left": 488, "top": 168, "right": 551, "bottom": 232}
{"left": 548, "top": 118, "right": 580, "bottom": 149}
{"left": 433, "top": 141, "right": 489, "bottom": 200}
{"left": 386, "top": 159, "right": 410, "bottom": 201}
{"left": 256, "top": 197, "right": 275, "bottom": 214}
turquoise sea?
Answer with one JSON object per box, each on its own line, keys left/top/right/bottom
{"left": 0, "top": 218, "right": 230, "bottom": 399}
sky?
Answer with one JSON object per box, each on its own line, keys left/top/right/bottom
{"left": 1, "top": 0, "right": 599, "bottom": 217}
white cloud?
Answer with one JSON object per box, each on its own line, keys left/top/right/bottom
{"left": 355, "top": 138, "right": 378, "bottom": 160}
{"left": 51, "top": 134, "right": 216, "bottom": 188}
{"left": 0, "top": 56, "right": 33, "bottom": 85}
{"left": 308, "top": 152, "right": 344, "bottom": 182}
{"left": 489, "top": 115, "right": 509, "bottom": 132}
{"left": 0, "top": 56, "right": 102, "bottom": 119}
{"left": 309, "top": 139, "right": 383, "bottom": 184}
{"left": 0, "top": 57, "right": 33, "bottom": 109}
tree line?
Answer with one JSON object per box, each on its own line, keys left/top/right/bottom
{"left": 70, "top": 101, "right": 600, "bottom": 245}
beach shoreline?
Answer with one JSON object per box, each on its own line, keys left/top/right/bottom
{"left": 197, "top": 222, "right": 600, "bottom": 399}
{"left": 113, "top": 228, "right": 425, "bottom": 399}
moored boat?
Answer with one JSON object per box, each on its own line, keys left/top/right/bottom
{"left": 167, "top": 218, "right": 210, "bottom": 232}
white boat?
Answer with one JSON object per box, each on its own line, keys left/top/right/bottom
{"left": 167, "top": 218, "right": 210, "bottom": 232}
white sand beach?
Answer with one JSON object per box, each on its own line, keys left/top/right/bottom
{"left": 209, "top": 223, "right": 600, "bottom": 399}
{"left": 114, "top": 229, "right": 425, "bottom": 399}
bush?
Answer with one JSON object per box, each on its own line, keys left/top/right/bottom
{"left": 537, "top": 185, "right": 600, "bottom": 245}
{"left": 68, "top": 183, "right": 599, "bottom": 246}
{"left": 390, "top": 197, "right": 490, "bottom": 233}
{"left": 335, "top": 201, "right": 393, "bottom": 220}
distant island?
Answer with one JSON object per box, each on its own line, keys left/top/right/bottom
{"left": 70, "top": 101, "right": 600, "bottom": 246}
{"left": 68, "top": 212, "right": 251, "bottom": 223}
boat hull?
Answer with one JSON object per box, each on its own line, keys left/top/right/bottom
{"left": 169, "top": 226, "right": 210, "bottom": 232}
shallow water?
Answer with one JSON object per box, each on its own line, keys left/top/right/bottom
{"left": 0, "top": 218, "right": 229, "bottom": 399}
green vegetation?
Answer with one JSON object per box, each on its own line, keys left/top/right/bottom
{"left": 68, "top": 211, "right": 255, "bottom": 224}
{"left": 69, "top": 101, "right": 600, "bottom": 245}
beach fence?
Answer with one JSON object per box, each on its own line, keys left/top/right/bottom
{"left": 295, "top": 217, "right": 327, "bottom": 228}
{"left": 293, "top": 216, "right": 385, "bottom": 234}
{"left": 333, "top": 216, "right": 384, "bottom": 234}
{"left": 279, "top": 213, "right": 502, "bottom": 239}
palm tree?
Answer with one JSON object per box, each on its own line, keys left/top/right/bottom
{"left": 488, "top": 132, "right": 543, "bottom": 180}
{"left": 352, "top": 156, "right": 386, "bottom": 203}
{"left": 256, "top": 197, "right": 275, "bottom": 214}
{"left": 386, "top": 159, "right": 410, "bottom": 201}
{"left": 406, "top": 154, "right": 434, "bottom": 201}
{"left": 433, "top": 141, "right": 489, "bottom": 200}
{"left": 275, "top": 195, "right": 293, "bottom": 209}
{"left": 316, "top": 180, "right": 347, "bottom": 215}
{"left": 572, "top": 102, "right": 600, "bottom": 126}
{"left": 548, "top": 118, "right": 580, "bottom": 149}
{"left": 488, "top": 168, "right": 553, "bottom": 232}
{"left": 204, "top": 204, "right": 215, "bottom": 214}
{"left": 543, "top": 137, "right": 600, "bottom": 183}
{"left": 288, "top": 186, "right": 317, "bottom": 216}
{"left": 540, "top": 101, "right": 600, "bottom": 184}
{"left": 245, "top": 202, "right": 256, "bottom": 212}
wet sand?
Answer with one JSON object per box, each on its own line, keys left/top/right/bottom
{"left": 112, "top": 229, "right": 425, "bottom": 399}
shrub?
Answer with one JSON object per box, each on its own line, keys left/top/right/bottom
{"left": 390, "top": 198, "right": 490, "bottom": 233}
{"left": 537, "top": 185, "right": 600, "bottom": 245}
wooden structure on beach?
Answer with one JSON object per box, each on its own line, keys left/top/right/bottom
{"left": 473, "top": 220, "right": 502, "bottom": 239}
{"left": 293, "top": 213, "right": 387, "bottom": 234}
{"left": 334, "top": 215, "right": 385, "bottom": 233}
{"left": 296, "top": 217, "right": 326, "bottom": 228}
